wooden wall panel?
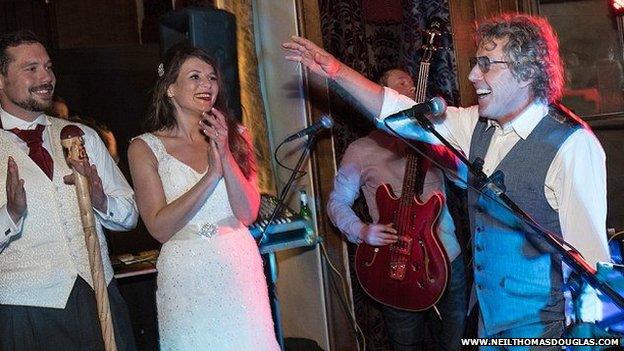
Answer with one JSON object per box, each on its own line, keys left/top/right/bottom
{"left": 448, "top": 0, "right": 477, "bottom": 106}
{"left": 474, "top": 0, "right": 521, "bottom": 19}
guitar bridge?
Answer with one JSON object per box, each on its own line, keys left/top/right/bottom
{"left": 389, "top": 262, "right": 407, "bottom": 280}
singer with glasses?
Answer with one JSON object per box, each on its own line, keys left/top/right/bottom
{"left": 284, "top": 13, "right": 609, "bottom": 348}
{"left": 327, "top": 68, "right": 468, "bottom": 351}
{"left": 469, "top": 56, "right": 510, "bottom": 73}
{"left": 0, "top": 30, "right": 138, "bottom": 350}
{"left": 127, "top": 43, "right": 279, "bottom": 350}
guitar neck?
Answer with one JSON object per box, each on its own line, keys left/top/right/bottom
{"left": 399, "top": 60, "right": 431, "bottom": 203}
{"left": 414, "top": 62, "right": 430, "bottom": 104}
{"left": 400, "top": 152, "right": 422, "bottom": 205}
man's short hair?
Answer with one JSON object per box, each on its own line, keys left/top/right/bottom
{"left": 0, "top": 30, "right": 44, "bottom": 76}
{"left": 377, "top": 67, "right": 410, "bottom": 87}
{"left": 475, "top": 14, "right": 564, "bottom": 103}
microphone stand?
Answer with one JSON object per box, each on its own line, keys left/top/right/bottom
{"left": 384, "top": 113, "right": 624, "bottom": 313}
{"left": 258, "top": 134, "right": 317, "bottom": 351}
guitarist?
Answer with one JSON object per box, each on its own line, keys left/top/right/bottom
{"left": 327, "top": 68, "right": 467, "bottom": 351}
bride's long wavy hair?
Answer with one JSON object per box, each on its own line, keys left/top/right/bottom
{"left": 145, "top": 44, "right": 255, "bottom": 179}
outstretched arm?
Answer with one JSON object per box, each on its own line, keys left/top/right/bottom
{"left": 283, "top": 36, "right": 447, "bottom": 142}
{"left": 283, "top": 36, "right": 385, "bottom": 118}
{"left": 283, "top": 36, "right": 469, "bottom": 184}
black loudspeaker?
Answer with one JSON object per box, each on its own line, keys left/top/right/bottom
{"left": 159, "top": 7, "right": 242, "bottom": 119}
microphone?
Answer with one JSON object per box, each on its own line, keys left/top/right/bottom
{"left": 385, "top": 97, "right": 447, "bottom": 124}
{"left": 284, "top": 115, "right": 334, "bottom": 142}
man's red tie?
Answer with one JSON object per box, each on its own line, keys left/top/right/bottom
{"left": 10, "top": 124, "right": 54, "bottom": 180}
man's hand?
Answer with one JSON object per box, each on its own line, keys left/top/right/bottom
{"left": 64, "top": 158, "right": 107, "bottom": 213}
{"left": 6, "top": 157, "right": 26, "bottom": 223}
{"left": 359, "top": 223, "right": 399, "bottom": 246}
{"left": 282, "top": 36, "right": 343, "bottom": 78}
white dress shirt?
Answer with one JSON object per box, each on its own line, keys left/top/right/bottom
{"left": 0, "top": 109, "right": 138, "bottom": 244}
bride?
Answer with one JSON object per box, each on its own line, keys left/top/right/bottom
{"left": 128, "top": 44, "right": 279, "bottom": 350}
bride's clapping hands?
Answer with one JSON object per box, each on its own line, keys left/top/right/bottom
{"left": 206, "top": 138, "right": 223, "bottom": 179}
{"left": 200, "top": 108, "right": 229, "bottom": 157}
{"left": 200, "top": 109, "right": 228, "bottom": 178}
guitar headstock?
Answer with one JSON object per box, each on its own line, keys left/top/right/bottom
{"left": 421, "top": 17, "right": 451, "bottom": 63}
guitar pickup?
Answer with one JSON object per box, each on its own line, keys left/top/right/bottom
{"left": 390, "top": 236, "right": 413, "bottom": 255}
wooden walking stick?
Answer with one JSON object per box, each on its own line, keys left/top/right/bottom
{"left": 61, "top": 125, "right": 117, "bottom": 351}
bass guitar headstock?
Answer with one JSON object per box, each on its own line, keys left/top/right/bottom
{"left": 421, "top": 17, "right": 451, "bottom": 63}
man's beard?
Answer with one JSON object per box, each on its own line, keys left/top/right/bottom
{"left": 12, "top": 84, "right": 54, "bottom": 112}
{"left": 13, "top": 96, "right": 51, "bottom": 112}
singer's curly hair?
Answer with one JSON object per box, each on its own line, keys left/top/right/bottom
{"left": 475, "top": 13, "right": 564, "bottom": 103}
{"left": 145, "top": 43, "right": 256, "bottom": 179}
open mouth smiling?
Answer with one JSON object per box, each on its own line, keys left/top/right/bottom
{"left": 476, "top": 88, "right": 492, "bottom": 99}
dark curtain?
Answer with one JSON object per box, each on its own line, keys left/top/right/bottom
{"left": 319, "top": 0, "right": 459, "bottom": 158}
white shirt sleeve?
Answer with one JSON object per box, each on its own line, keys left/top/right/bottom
{"left": 83, "top": 126, "right": 138, "bottom": 231}
{"left": 378, "top": 87, "right": 477, "bottom": 187}
{"left": 378, "top": 87, "right": 480, "bottom": 154}
{"left": 0, "top": 205, "right": 24, "bottom": 247}
{"left": 548, "top": 128, "right": 609, "bottom": 267}
{"left": 326, "top": 145, "right": 366, "bottom": 244}
{"left": 548, "top": 128, "right": 609, "bottom": 323}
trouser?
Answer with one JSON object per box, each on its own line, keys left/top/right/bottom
{"left": 381, "top": 255, "right": 468, "bottom": 351}
{"left": 0, "top": 276, "right": 137, "bottom": 351}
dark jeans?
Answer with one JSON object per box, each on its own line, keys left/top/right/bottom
{"left": 0, "top": 277, "right": 136, "bottom": 351}
{"left": 381, "top": 255, "right": 468, "bottom": 351}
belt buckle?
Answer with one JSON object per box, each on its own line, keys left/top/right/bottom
{"left": 199, "top": 222, "right": 217, "bottom": 238}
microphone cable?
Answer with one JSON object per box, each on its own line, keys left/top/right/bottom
{"left": 272, "top": 123, "right": 367, "bottom": 349}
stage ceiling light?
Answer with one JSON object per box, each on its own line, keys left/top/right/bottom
{"left": 613, "top": 0, "right": 624, "bottom": 15}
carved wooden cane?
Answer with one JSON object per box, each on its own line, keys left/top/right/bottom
{"left": 60, "top": 125, "right": 117, "bottom": 351}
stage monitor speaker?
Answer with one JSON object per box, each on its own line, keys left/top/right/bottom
{"left": 159, "top": 7, "right": 242, "bottom": 119}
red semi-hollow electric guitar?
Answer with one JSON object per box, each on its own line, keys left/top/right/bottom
{"left": 355, "top": 20, "right": 450, "bottom": 311}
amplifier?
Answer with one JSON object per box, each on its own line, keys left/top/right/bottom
{"left": 250, "top": 194, "right": 317, "bottom": 254}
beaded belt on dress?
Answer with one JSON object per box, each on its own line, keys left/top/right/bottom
{"left": 168, "top": 222, "right": 218, "bottom": 242}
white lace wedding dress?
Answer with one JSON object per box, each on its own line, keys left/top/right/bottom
{"left": 137, "top": 133, "right": 279, "bottom": 351}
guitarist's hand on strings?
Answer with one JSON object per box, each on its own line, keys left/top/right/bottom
{"left": 359, "top": 223, "right": 399, "bottom": 246}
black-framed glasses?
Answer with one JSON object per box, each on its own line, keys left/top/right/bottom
{"left": 469, "top": 56, "right": 510, "bottom": 73}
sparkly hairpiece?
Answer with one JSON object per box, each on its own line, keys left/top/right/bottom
{"left": 157, "top": 63, "right": 165, "bottom": 77}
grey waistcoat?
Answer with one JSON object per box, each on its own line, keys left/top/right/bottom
{"left": 467, "top": 107, "right": 581, "bottom": 335}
